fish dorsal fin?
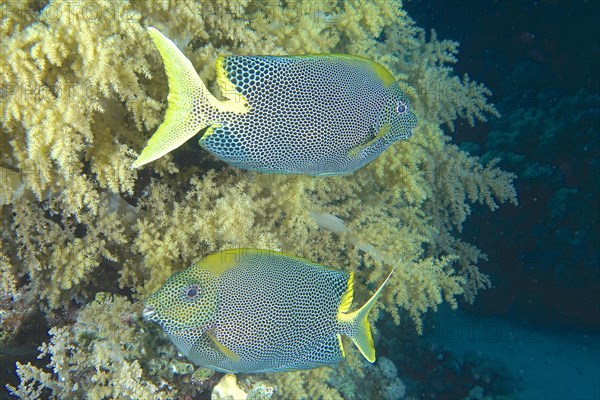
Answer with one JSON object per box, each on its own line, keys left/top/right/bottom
{"left": 198, "top": 249, "right": 295, "bottom": 276}
{"left": 198, "top": 249, "right": 339, "bottom": 277}
{"left": 215, "top": 55, "right": 250, "bottom": 111}
{"left": 215, "top": 55, "right": 238, "bottom": 101}
{"left": 296, "top": 54, "right": 397, "bottom": 86}
{"left": 347, "top": 123, "right": 391, "bottom": 159}
{"left": 236, "top": 248, "right": 334, "bottom": 271}
{"left": 346, "top": 55, "right": 396, "bottom": 86}
{"left": 197, "top": 249, "right": 249, "bottom": 276}
{"left": 338, "top": 271, "right": 354, "bottom": 316}
{"left": 206, "top": 331, "right": 241, "bottom": 362}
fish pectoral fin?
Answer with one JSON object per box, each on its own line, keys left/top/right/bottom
{"left": 206, "top": 331, "right": 241, "bottom": 362}
{"left": 347, "top": 123, "right": 391, "bottom": 159}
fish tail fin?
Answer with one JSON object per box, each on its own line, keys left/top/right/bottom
{"left": 339, "top": 266, "right": 396, "bottom": 363}
{"left": 133, "top": 28, "right": 227, "bottom": 168}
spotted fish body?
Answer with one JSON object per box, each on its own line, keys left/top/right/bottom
{"left": 143, "top": 249, "right": 394, "bottom": 373}
{"left": 132, "top": 28, "right": 417, "bottom": 175}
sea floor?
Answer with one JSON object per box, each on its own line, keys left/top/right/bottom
{"left": 425, "top": 305, "right": 600, "bottom": 400}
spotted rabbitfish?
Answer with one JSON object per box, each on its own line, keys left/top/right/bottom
{"left": 132, "top": 28, "right": 417, "bottom": 175}
{"left": 142, "top": 249, "right": 395, "bottom": 373}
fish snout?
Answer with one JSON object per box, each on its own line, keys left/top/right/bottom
{"left": 142, "top": 306, "right": 156, "bottom": 320}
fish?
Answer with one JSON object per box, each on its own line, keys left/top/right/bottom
{"left": 132, "top": 27, "right": 417, "bottom": 175}
{"left": 142, "top": 249, "right": 395, "bottom": 373}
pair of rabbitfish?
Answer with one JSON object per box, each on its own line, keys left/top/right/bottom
{"left": 139, "top": 28, "right": 417, "bottom": 373}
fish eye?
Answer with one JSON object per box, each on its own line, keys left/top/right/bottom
{"left": 396, "top": 101, "right": 407, "bottom": 114}
{"left": 183, "top": 285, "right": 201, "bottom": 301}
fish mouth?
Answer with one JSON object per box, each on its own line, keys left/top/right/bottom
{"left": 142, "top": 306, "right": 156, "bottom": 319}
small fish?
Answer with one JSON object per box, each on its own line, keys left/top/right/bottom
{"left": 143, "top": 249, "right": 395, "bottom": 373}
{"left": 132, "top": 28, "right": 417, "bottom": 175}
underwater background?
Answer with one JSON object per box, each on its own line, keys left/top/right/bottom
{"left": 0, "top": 0, "right": 597, "bottom": 399}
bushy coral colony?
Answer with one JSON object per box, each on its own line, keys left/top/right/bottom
{"left": 1, "top": 0, "right": 516, "bottom": 398}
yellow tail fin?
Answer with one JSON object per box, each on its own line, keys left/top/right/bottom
{"left": 133, "top": 28, "right": 247, "bottom": 168}
{"left": 339, "top": 267, "right": 396, "bottom": 362}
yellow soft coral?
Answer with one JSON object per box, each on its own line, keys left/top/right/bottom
{"left": 8, "top": 296, "right": 172, "bottom": 399}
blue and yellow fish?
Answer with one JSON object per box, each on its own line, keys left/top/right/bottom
{"left": 142, "top": 249, "right": 395, "bottom": 373}
{"left": 132, "top": 28, "right": 417, "bottom": 175}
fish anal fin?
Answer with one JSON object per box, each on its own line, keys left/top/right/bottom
{"left": 201, "top": 123, "right": 223, "bottom": 140}
{"left": 337, "top": 334, "right": 346, "bottom": 358}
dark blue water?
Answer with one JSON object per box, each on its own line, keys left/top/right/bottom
{"left": 390, "top": 1, "right": 600, "bottom": 398}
